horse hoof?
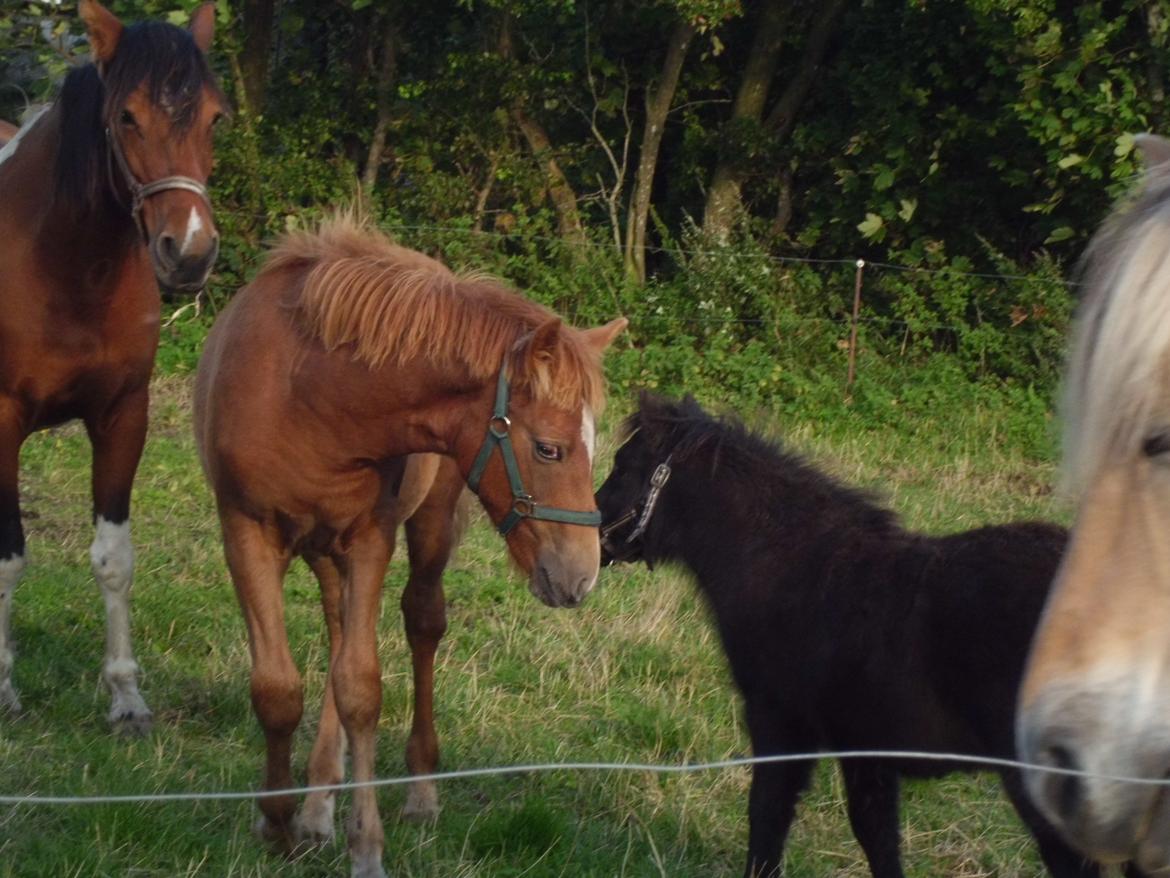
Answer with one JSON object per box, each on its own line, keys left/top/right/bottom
{"left": 253, "top": 815, "right": 296, "bottom": 852}
{"left": 401, "top": 784, "right": 440, "bottom": 823}
{"left": 109, "top": 707, "right": 153, "bottom": 737}
{"left": 0, "top": 682, "right": 22, "bottom": 715}
{"left": 292, "top": 808, "right": 335, "bottom": 849}
{"left": 350, "top": 855, "right": 388, "bottom": 878}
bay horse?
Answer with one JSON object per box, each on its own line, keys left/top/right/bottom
{"left": 0, "top": 1, "right": 223, "bottom": 734}
{"left": 596, "top": 394, "right": 1139, "bottom": 878}
{"left": 194, "top": 215, "right": 625, "bottom": 878}
{"left": 1018, "top": 133, "right": 1170, "bottom": 873}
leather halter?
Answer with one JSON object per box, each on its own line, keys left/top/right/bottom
{"left": 466, "top": 364, "right": 603, "bottom": 536}
{"left": 106, "top": 126, "right": 211, "bottom": 241}
{"left": 599, "top": 456, "right": 673, "bottom": 563}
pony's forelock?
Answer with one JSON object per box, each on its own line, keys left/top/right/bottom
{"left": 1061, "top": 171, "right": 1170, "bottom": 496}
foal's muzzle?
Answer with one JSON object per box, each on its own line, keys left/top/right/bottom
{"left": 599, "top": 460, "right": 673, "bottom": 566}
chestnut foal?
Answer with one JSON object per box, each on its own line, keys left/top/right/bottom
{"left": 195, "top": 215, "right": 625, "bottom": 877}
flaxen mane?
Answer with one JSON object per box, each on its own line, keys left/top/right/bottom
{"left": 262, "top": 215, "right": 606, "bottom": 412}
{"left": 1061, "top": 151, "right": 1170, "bottom": 496}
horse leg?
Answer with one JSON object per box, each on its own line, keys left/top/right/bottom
{"left": 839, "top": 759, "right": 905, "bottom": 878}
{"left": 85, "top": 391, "right": 152, "bottom": 735}
{"left": 744, "top": 703, "right": 814, "bottom": 877}
{"left": 335, "top": 526, "right": 394, "bottom": 878}
{"left": 1001, "top": 771, "right": 1101, "bottom": 877}
{"left": 294, "top": 551, "right": 347, "bottom": 847}
{"left": 0, "top": 409, "right": 26, "bottom": 713}
{"left": 400, "top": 461, "right": 462, "bottom": 821}
{"left": 221, "top": 511, "right": 301, "bottom": 850}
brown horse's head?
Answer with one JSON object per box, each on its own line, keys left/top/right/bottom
{"left": 80, "top": 0, "right": 224, "bottom": 291}
{"left": 465, "top": 317, "right": 626, "bottom": 608}
{"left": 1017, "top": 134, "right": 1170, "bottom": 873}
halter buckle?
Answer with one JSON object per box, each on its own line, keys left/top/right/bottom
{"left": 649, "top": 463, "right": 672, "bottom": 489}
{"left": 512, "top": 495, "right": 535, "bottom": 517}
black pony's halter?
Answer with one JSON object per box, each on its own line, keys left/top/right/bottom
{"left": 467, "top": 364, "right": 603, "bottom": 536}
{"left": 107, "top": 126, "right": 212, "bottom": 241}
{"left": 599, "top": 456, "right": 673, "bottom": 563}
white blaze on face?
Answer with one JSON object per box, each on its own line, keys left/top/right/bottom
{"left": 581, "top": 406, "right": 596, "bottom": 463}
{"left": 181, "top": 206, "right": 204, "bottom": 256}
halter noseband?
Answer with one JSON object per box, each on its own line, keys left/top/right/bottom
{"left": 107, "top": 127, "right": 212, "bottom": 241}
{"left": 466, "top": 364, "right": 603, "bottom": 536}
{"left": 599, "top": 456, "right": 673, "bottom": 563}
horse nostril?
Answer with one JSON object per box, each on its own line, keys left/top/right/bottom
{"left": 158, "top": 233, "right": 180, "bottom": 266}
{"left": 1042, "top": 743, "right": 1084, "bottom": 823}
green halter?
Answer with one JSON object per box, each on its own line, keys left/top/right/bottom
{"left": 466, "top": 364, "right": 603, "bottom": 535}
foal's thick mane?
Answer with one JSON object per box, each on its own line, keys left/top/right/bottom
{"left": 629, "top": 395, "right": 898, "bottom": 532}
{"left": 265, "top": 215, "right": 607, "bottom": 412}
{"left": 1061, "top": 162, "right": 1170, "bottom": 495}
{"left": 55, "top": 21, "right": 221, "bottom": 217}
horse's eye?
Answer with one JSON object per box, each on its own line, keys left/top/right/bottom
{"left": 120, "top": 109, "right": 137, "bottom": 127}
{"left": 534, "top": 441, "right": 563, "bottom": 462}
{"left": 211, "top": 112, "right": 224, "bottom": 128}
{"left": 1143, "top": 432, "right": 1170, "bottom": 458}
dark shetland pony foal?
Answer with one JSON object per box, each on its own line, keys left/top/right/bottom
{"left": 597, "top": 395, "right": 1138, "bottom": 878}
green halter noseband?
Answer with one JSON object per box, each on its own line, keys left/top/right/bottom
{"left": 466, "top": 364, "right": 603, "bottom": 536}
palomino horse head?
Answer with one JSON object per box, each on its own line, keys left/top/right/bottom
{"left": 1018, "top": 134, "right": 1170, "bottom": 872}
{"left": 80, "top": 0, "right": 224, "bottom": 291}
{"left": 464, "top": 316, "right": 627, "bottom": 608}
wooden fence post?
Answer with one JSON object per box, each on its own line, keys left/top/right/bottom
{"left": 846, "top": 259, "right": 865, "bottom": 396}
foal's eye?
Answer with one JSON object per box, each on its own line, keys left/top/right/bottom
{"left": 534, "top": 441, "right": 563, "bottom": 462}
{"left": 211, "top": 111, "right": 225, "bottom": 129}
{"left": 1143, "top": 432, "right": 1170, "bottom": 459}
{"left": 120, "top": 109, "right": 137, "bottom": 127}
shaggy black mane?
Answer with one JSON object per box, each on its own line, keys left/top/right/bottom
{"left": 55, "top": 20, "right": 221, "bottom": 217}
{"left": 624, "top": 393, "right": 899, "bottom": 536}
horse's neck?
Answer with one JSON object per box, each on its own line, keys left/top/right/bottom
{"left": 9, "top": 103, "right": 137, "bottom": 263}
{"left": 665, "top": 460, "right": 885, "bottom": 600}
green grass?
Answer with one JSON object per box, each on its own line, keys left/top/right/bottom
{"left": 0, "top": 377, "right": 1121, "bottom": 877}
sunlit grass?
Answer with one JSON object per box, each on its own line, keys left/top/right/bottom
{"left": 0, "top": 377, "right": 1120, "bottom": 876}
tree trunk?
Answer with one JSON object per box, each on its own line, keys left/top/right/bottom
{"left": 702, "top": 0, "right": 787, "bottom": 241}
{"left": 239, "top": 0, "right": 275, "bottom": 117}
{"left": 362, "top": 17, "right": 399, "bottom": 192}
{"left": 511, "top": 107, "right": 589, "bottom": 255}
{"left": 499, "top": 15, "right": 588, "bottom": 259}
{"left": 763, "top": 0, "right": 848, "bottom": 141}
{"left": 1149, "top": 2, "right": 1166, "bottom": 105}
{"left": 624, "top": 18, "right": 696, "bottom": 284}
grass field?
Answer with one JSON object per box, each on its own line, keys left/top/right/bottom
{"left": 0, "top": 376, "right": 1121, "bottom": 877}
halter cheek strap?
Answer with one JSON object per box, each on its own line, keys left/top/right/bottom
{"left": 467, "top": 365, "right": 603, "bottom": 536}
{"left": 599, "top": 456, "right": 673, "bottom": 561}
{"left": 107, "top": 127, "right": 212, "bottom": 241}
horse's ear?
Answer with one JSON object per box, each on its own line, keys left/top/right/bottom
{"left": 581, "top": 317, "right": 628, "bottom": 354}
{"left": 80, "top": 0, "right": 123, "bottom": 65}
{"left": 524, "top": 318, "right": 562, "bottom": 369}
{"left": 190, "top": 2, "right": 216, "bottom": 54}
{"left": 1135, "top": 134, "right": 1170, "bottom": 176}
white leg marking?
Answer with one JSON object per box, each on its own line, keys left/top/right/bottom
{"left": 0, "top": 552, "right": 27, "bottom": 712}
{"left": 180, "top": 206, "right": 204, "bottom": 255}
{"left": 90, "top": 517, "right": 152, "bottom": 734}
{"left": 581, "top": 406, "right": 596, "bottom": 463}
